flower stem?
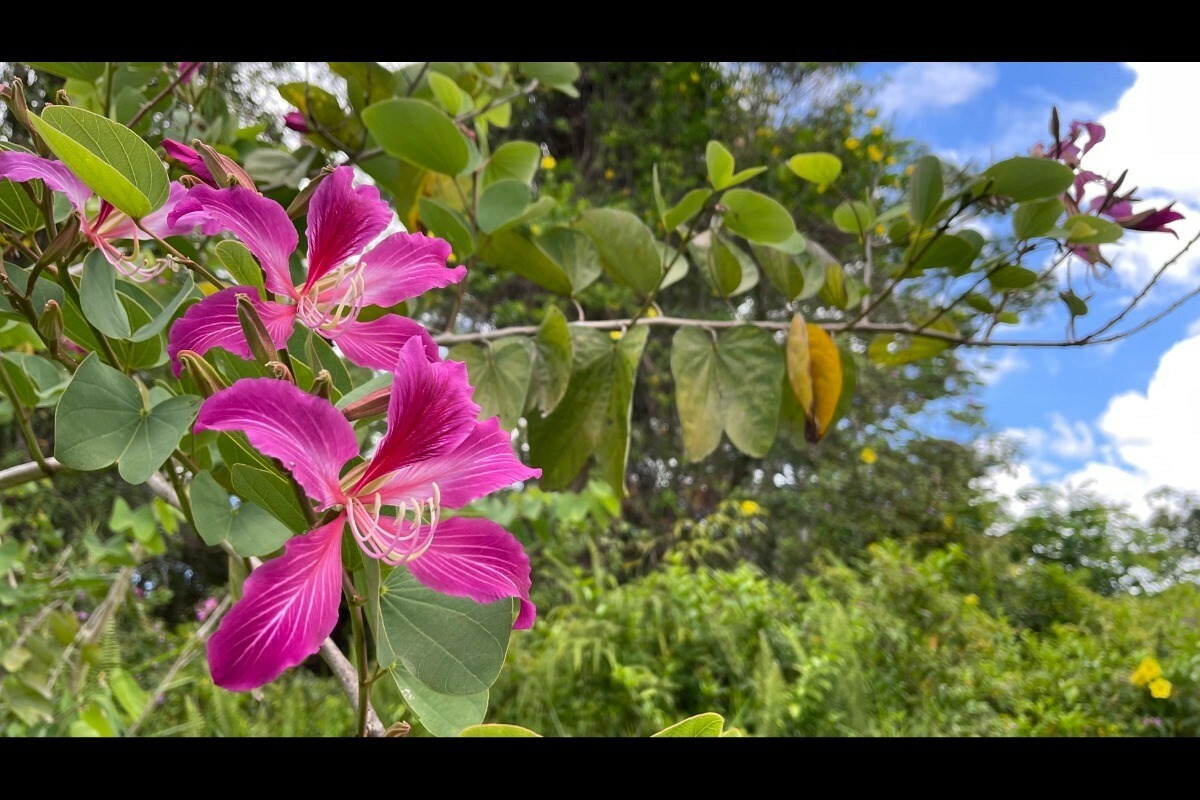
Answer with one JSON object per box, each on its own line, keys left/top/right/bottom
{"left": 348, "top": 595, "right": 371, "bottom": 738}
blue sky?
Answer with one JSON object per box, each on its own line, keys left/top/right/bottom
{"left": 854, "top": 63, "right": 1200, "bottom": 515}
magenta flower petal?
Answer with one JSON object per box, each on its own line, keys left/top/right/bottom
{"left": 377, "top": 416, "right": 540, "bottom": 509}
{"left": 162, "top": 139, "right": 213, "bottom": 185}
{"left": 328, "top": 314, "right": 438, "bottom": 372}
{"left": 406, "top": 516, "right": 536, "bottom": 629}
{"left": 347, "top": 232, "right": 464, "bottom": 308}
{"left": 169, "top": 185, "right": 299, "bottom": 297}
{"left": 167, "top": 287, "right": 296, "bottom": 375}
{"left": 284, "top": 112, "right": 310, "bottom": 134}
{"left": 179, "top": 62, "right": 203, "bottom": 84}
{"left": 206, "top": 515, "right": 345, "bottom": 690}
{"left": 303, "top": 166, "right": 392, "bottom": 292}
{"left": 357, "top": 338, "right": 479, "bottom": 487}
{"left": 140, "top": 181, "right": 210, "bottom": 238}
{"left": 0, "top": 151, "right": 92, "bottom": 212}
{"left": 195, "top": 378, "right": 357, "bottom": 508}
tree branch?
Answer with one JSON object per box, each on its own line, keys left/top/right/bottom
{"left": 0, "top": 457, "right": 62, "bottom": 490}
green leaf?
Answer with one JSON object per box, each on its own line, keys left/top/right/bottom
{"left": 988, "top": 264, "right": 1038, "bottom": 290}
{"left": 663, "top": 188, "right": 711, "bottom": 231}
{"left": 243, "top": 149, "right": 312, "bottom": 189}
{"left": 820, "top": 262, "right": 848, "bottom": 308}
{"left": 476, "top": 180, "right": 531, "bottom": 234}
{"left": 230, "top": 463, "right": 310, "bottom": 535}
{"left": 479, "top": 229, "right": 573, "bottom": 296}
{"left": 109, "top": 669, "right": 147, "bottom": 721}
{"left": 527, "top": 325, "right": 648, "bottom": 495}
{"left": 832, "top": 201, "right": 875, "bottom": 235}
{"left": 701, "top": 234, "right": 759, "bottom": 297}
{"left": 131, "top": 271, "right": 195, "bottom": 343}
{"left": 189, "top": 471, "right": 293, "bottom": 558}
{"left": 54, "top": 355, "right": 200, "bottom": 484}
{"left": 215, "top": 240, "right": 263, "bottom": 292}
{"left": 0, "top": 176, "right": 42, "bottom": 233}
{"left": 418, "top": 198, "right": 476, "bottom": 260}
{"left": 671, "top": 326, "right": 783, "bottom": 460}
{"left": 868, "top": 320, "right": 955, "bottom": 365}
{"left": 460, "top": 723, "right": 541, "bottom": 737}
{"left": 652, "top": 712, "right": 726, "bottom": 737}
{"left": 79, "top": 250, "right": 131, "bottom": 339}
{"left": 519, "top": 62, "right": 581, "bottom": 88}
{"left": 752, "top": 242, "right": 807, "bottom": 300}
{"left": 787, "top": 152, "right": 842, "bottom": 184}
{"left": 362, "top": 98, "right": 476, "bottom": 176}
{"left": 721, "top": 189, "right": 796, "bottom": 245}
{"left": 910, "top": 233, "right": 979, "bottom": 274}
{"left": 26, "top": 62, "right": 106, "bottom": 81}
{"left": 484, "top": 141, "right": 541, "bottom": 187}
{"left": 392, "top": 665, "right": 488, "bottom": 737}
{"left": 1061, "top": 290, "right": 1089, "bottom": 317}
{"left": 427, "top": 72, "right": 472, "bottom": 116}
{"left": 1064, "top": 214, "right": 1123, "bottom": 245}
{"left": 909, "top": 155, "right": 944, "bottom": 225}
{"left": 376, "top": 568, "right": 514, "bottom": 695}
{"left": 31, "top": 105, "right": 168, "bottom": 218}
{"left": 706, "top": 140, "right": 735, "bottom": 189}
{"left": 527, "top": 306, "right": 573, "bottom": 416}
{"left": 575, "top": 209, "right": 662, "bottom": 295}
{"left": 982, "top": 156, "right": 1074, "bottom": 202}
{"left": 1013, "top": 198, "right": 1063, "bottom": 240}
{"left": 448, "top": 337, "right": 534, "bottom": 429}
{"left": 537, "top": 227, "right": 602, "bottom": 294}
{"left": 657, "top": 242, "right": 692, "bottom": 291}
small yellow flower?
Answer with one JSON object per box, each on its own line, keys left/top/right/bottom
{"left": 604, "top": 168, "right": 615, "bottom": 180}
{"left": 1131, "top": 657, "right": 1163, "bottom": 687}
{"left": 678, "top": 82, "right": 687, "bottom": 93}
{"left": 447, "top": 252, "right": 457, "bottom": 264}
{"left": 844, "top": 137, "right": 860, "bottom": 151}
{"left": 867, "top": 145, "right": 884, "bottom": 163}
{"left": 964, "top": 593, "right": 980, "bottom": 606}
{"left": 843, "top": 102, "right": 855, "bottom": 115}
{"left": 1149, "top": 677, "right": 1173, "bottom": 699}
{"left": 886, "top": 155, "right": 897, "bottom": 166}
{"left": 904, "top": 164, "right": 916, "bottom": 176}
{"left": 816, "top": 183, "right": 827, "bottom": 194}
{"left": 645, "top": 306, "right": 659, "bottom": 318}
{"left": 610, "top": 329, "right": 623, "bottom": 341}
{"left": 871, "top": 125, "right": 884, "bottom": 137}
{"left": 873, "top": 224, "right": 885, "bottom": 236}
{"left": 540, "top": 155, "right": 557, "bottom": 171}
{"left": 942, "top": 513, "right": 954, "bottom": 529}
{"left": 859, "top": 447, "right": 877, "bottom": 464}
{"left": 690, "top": 70, "right": 700, "bottom": 83}
{"left": 865, "top": 107, "right": 878, "bottom": 118}
{"left": 529, "top": 223, "right": 543, "bottom": 236}
{"left": 740, "top": 499, "right": 761, "bottom": 515}
{"left": 770, "top": 145, "right": 782, "bottom": 157}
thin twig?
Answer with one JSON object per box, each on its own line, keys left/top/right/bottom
{"left": 128, "top": 68, "right": 194, "bottom": 128}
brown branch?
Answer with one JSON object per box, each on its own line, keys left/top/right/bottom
{"left": 128, "top": 68, "right": 193, "bottom": 128}
{"left": 0, "top": 457, "right": 63, "bottom": 490}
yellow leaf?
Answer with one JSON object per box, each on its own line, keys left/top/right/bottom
{"left": 785, "top": 313, "right": 844, "bottom": 443}
{"left": 785, "top": 314, "right": 813, "bottom": 416}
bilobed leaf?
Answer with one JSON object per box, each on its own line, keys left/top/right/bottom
{"left": 671, "top": 326, "right": 784, "bottom": 461}
{"left": 721, "top": 189, "right": 796, "bottom": 245}
{"left": 392, "top": 665, "right": 488, "bottom": 737}
{"left": 459, "top": 723, "right": 541, "bottom": 737}
{"left": 130, "top": 271, "right": 195, "bottom": 342}
{"left": 483, "top": 141, "right": 541, "bottom": 187}
{"left": 479, "top": 229, "right": 573, "bottom": 296}
{"left": 909, "top": 155, "right": 943, "bottom": 225}
{"left": 426, "top": 72, "right": 472, "bottom": 116}
{"left": 80, "top": 250, "right": 131, "bottom": 339}
{"left": 784, "top": 318, "right": 843, "bottom": 443}
{"left": 31, "top": 105, "right": 168, "bottom": 218}
{"left": 832, "top": 201, "right": 875, "bottom": 235}
{"left": 476, "top": 180, "right": 531, "bottom": 234}
{"left": 448, "top": 337, "right": 534, "bottom": 429}
{"left": 575, "top": 208, "right": 662, "bottom": 295}
{"left": 787, "top": 152, "right": 842, "bottom": 184}
{"left": 215, "top": 240, "right": 264, "bottom": 292}
{"left": 418, "top": 198, "right": 475, "bottom": 260}
{"left": 652, "top": 712, "right": 726, "bottom": 737}
{"left": 537, "top": 227, "right": 601, "bottom": 294}
{"left": 1013, "top": 198, "right": 1063, "bottom": 240}
{"left": 752, "top": 243, "right": 807, "bottom": 301}
{"left": 982, "top": 156, "right": 1074, "bottom": 202}
{"left": 54, "top": 355, "right": 200, "bottom": 484}
{"left": 527, "top": 305, "right": 573, "bottom": 416}
{"left": 362, "top": 98, "right": 476, "bottom": 176}
{"left": 699, "top": 234, "right": 758, "bottom": 297}
{"left": 0, "top": 177, "right": 42, "bottom": 233}
{"left": 229, "top": 463, "right": 310, "bottom": 535}
{"left": 189, "top": 471, "right": 293, "bottom": 558}
{"left": 376, "top": 568, "right": 514, "bottom": 695}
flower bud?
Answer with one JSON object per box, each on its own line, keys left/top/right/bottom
{"left": 340, "top": 386, "right": 390, "bottom": 421}
{"left": 266, "top": 360, "right": 294, "bottom": 383}
{"left": 235, "top": 294, "right": 279, "bottom": 365}
{"left": 7, "top": 79, "right": 33, "bottom": 133}
{"left": 286, "top": 168, "right": 333, "bottom": 219}
{"left": 55, "top": 90, "right": 71, "bottom": 106}
{"left": 284, "top": 111, "right": 310, "bottom": 134}
{"left": 177, "top": 350, "right": 229, "bottom": 398}
{"left": 37, "top": 299, "right": 63, "bottom": 343}
{"left": 192, "top": 140, "right": 257, "bottom": 192}
{"left": 38, "top": 214, "right": 81, "bottom": 267}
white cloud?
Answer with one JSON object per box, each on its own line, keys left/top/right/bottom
{"left": 877, "top": 63, "right": 997, "bottom": 118}
{"left": 963, "top": 349, "right": 1027, "bottom": 385}
{"left": 1047, "top": 413, "right": 1095, "bottom": 460}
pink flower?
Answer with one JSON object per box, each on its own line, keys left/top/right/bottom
{"left": 179, "top": 62, "right": 203, "bottom": 85}
{"left": 166, "top": 166, "right": 464, "bottom": 373}
{"left": 284, "top": 112, "right": 310, "bottom": 134}
{"left": 196, "top": 596, "right": 219, "bottom": 622}
{"left": 196, "top": 338, "right": 539, "bottom": 691}
{"left": 0, "top": 151, "right": 206, "bottom": 282}
{"left": 161, "top": 139, "right": 256, "bottom": 191}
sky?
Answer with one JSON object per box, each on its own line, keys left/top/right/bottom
{"left": 856, "top": 62, "right": 1200, "bottom": 517}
